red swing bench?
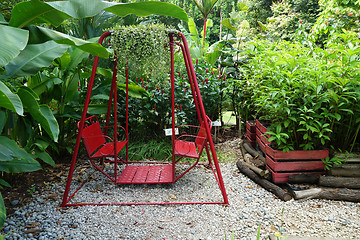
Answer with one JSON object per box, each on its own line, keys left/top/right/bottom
{"left": 79, "top": 115, "right": 127, "bottom": 160}
{"left": 61, "top": 30, "right": 229, "bottom": 206}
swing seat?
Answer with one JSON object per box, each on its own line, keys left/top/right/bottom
{"left": 174, "top": 120, "right": 212, "bottom": 160}
{"left": 79, "top": 115, "right": 127, "bottom": 159}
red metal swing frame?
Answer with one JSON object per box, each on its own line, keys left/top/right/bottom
{"left": 61, "top": 30, "right": 229, "bottom": 207}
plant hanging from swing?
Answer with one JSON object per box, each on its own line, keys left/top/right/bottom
{"left": 111, "top": 24, "right": 171, "bottom": 80}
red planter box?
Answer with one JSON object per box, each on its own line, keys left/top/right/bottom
{"left": 256, "top": 136, "right": 266, "bottom": 153}
{"left": 246, "top": 121, "right": 256, "bottom": 147}
{"left": 266, "top": 145, "right": 328, "bottom": 183}
{"left": 246, "top": 135, "right": 256, "bottom": 148}
{"left": 266, "top": 146, "right": 329, "bottom": 160}
{"left": 246, "top": 121, "right": 256, "bottom": 133}
{"left": 266, "top": 155, "right": 325, "bottom": 172}
{"left": 255, "top": 120, "right": 271, "bottom": 153}
{"left": 266, "top": 166, "right": 325, "bottom": 183}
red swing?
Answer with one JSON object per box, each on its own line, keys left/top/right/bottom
{"left": 61, "top": 30, "right": 228, "bottom": 206}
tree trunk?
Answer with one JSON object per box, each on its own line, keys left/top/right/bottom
{"left": 236, "top": 161, "right": 291, "bottom": 201}
{"left": 203, "top": 17, "right": 207, "bottom": 48}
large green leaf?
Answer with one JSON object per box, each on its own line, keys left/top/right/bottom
{"left": 0, "top": 81, "right": 23, "bottom": 116}
{"left": 221, "top": 18, "right": 238, "bottom": 31}
{"left": 237, "top": 2, "right": 248, "bottom": 12}
{"left": 188, "top": 18, "right": 200, "bottom": 46}
{"left": 0, "top": 13, "right": 7, "bottom": 24}
{"left": 33, "top": 149, "right": 55, "bottom": 167}
{"left": 0, "top": 136, "right": 41, "bottom": 173}
{"left": 28, "top": 26, "right": 108, "bottom": 58}
{"left": 118, "top": 83, "right": 149, "bottom": 99}
{"left": 9, "top": 0, "right": 72, "bottom": 28}
{"left": 66, "top": 47, "right": 91, "bottom": 72}
{"left": 29, "top": 77, "right": 62, "bottom": 97}
{"left": 17, "top": 87, "right": 59, "bottom": 142}
{"left": 105, "top": 1, "right": 188, "bottom": 22}
{"left": 192, "top": 0, "right": 219, "bottom": 18}
{"left": 0, "top": 193, "right": 5, "bottom": 229}
{"left": 5, "top": 41, "right": 68, "bottom": 77}
{"left": 47, "top": 0, "right": 114, "bottom": 19}
{"left": 10, "top": 0, "right": 187, "bottom": 29}
{"left": 0, "top": 25, "right": 29, "bottom": 67}
{"left": 0, "top": 111, "right": 6, "bottom": 133}
{"left": 63, "top": 72, "right": 80, "bottom": 103}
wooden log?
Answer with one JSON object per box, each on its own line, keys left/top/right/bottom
{"left": 319, "top": 176, "right": 360, "bottom": 189}
{"left": 293, "top": 188, "right": 322, "bottom": 200}
{"left": 329, "top": 164, "right": 360, "bottom": 177}
{"left": 335, "top": 153, "right": 360, "bottom": 163}
{"left": 242, "top": 140, "right": 266, "bottom": 165}
{"left": 236, "top": 161, "right": 292, "bottom": 201}
{"left": 288, "top": 174, "right": 320, "bottom": 184}
{"left": 293, "top": 187, "right": 360, "bottom": 202}
{"left": 241, "top": 157, "right": 271, "bottom": 180}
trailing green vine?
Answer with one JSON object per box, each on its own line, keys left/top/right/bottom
{"left": 111, "top": 24, "right": 170, "bottom": 80}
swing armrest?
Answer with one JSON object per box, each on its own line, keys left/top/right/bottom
{"left": 102, "top": 124, "right": 126, "bottom": 133}
{"left": 175, "top": 134, "right": 206, "bottom": 142}
{"left": 176, "top": 125, "right": 200, "bottom": 139}
{"left": 101, "top": 125, "right": 127, "bottom": 141}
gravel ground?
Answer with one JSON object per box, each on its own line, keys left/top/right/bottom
{"left": 2, "top": 140, "right": 360, "bottom": 239}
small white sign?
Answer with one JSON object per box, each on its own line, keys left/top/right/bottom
{"left": 164, "top": 128, "right": 179, "bottom": 136}
{"left": 213, "top": 121, "right": 222, "bottom": 127}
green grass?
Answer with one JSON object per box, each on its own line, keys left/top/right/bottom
{"left": 119, "top": 140, "right": 172, "bottom": 162}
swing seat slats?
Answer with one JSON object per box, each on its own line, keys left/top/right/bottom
{"left": 174, "top": 120, "right": 211, "bottom": 160}
{"left": 116, "top": 165, "right": 173, "bottom": 184}
{"left": 174, "top": 140, "right": 198, "bottom": 158}
{"left": 89, "top": 141, "right": 127, "bottom": 158}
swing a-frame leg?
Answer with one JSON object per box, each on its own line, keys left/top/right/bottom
{"left": 61, "top": 30, "right": 229, "bottom": 207}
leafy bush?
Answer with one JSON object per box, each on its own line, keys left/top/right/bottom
{"left": 240, "top": 31, "right": 360, "bottom": 151}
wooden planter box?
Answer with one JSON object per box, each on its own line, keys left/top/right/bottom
{"left": 266, "top": 166, "right": 325, "bottom": 183}
{"left": 255, "top": 120, "right": 271, "bottom": 152}
{"left": 246, "top": 121, "right": 256, "bottom": 147}
{"left": 246, "top": 120, "right": 256, "bottom": 133}
{"left": 266, "top": 145, "right": 328, "bottom": 183}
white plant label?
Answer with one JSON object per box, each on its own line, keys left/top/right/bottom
{"left": 164, "top": 128, "right": 179, "bottom": 136}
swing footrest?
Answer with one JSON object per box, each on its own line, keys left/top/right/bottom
{"left": 116, "top": 165, "right": 174, "bottom": 184}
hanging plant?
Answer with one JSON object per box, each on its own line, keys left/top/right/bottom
{"left": 111, "top": 24, "right": 170, "bottom": 80}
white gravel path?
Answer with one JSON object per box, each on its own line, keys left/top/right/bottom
{"left": 3, "top": 159, "right": 360, "bottom": 240}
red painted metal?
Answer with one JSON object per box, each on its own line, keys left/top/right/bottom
{"left": 174, "top": 120, "right": 211, "bottom": 159}
{"left": 170, "top": 35, "right": 176, "bottom": 183}
{"left": 61, "top": 30, "right": 229, "bottom": 207}
{"left": 178, "top": 32, "right": 228, "bottom": 205}
{"left": 65, "top": 201, "right": 225, "bottom": 206}
{"left": 78, "top": 115, "right": 127, "bottom": 159}
{"left": 62, "top": 32, "right": 111, "bottom": 207}
{"left": 116, "top": 165, "right": 173, "bottom": 184}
